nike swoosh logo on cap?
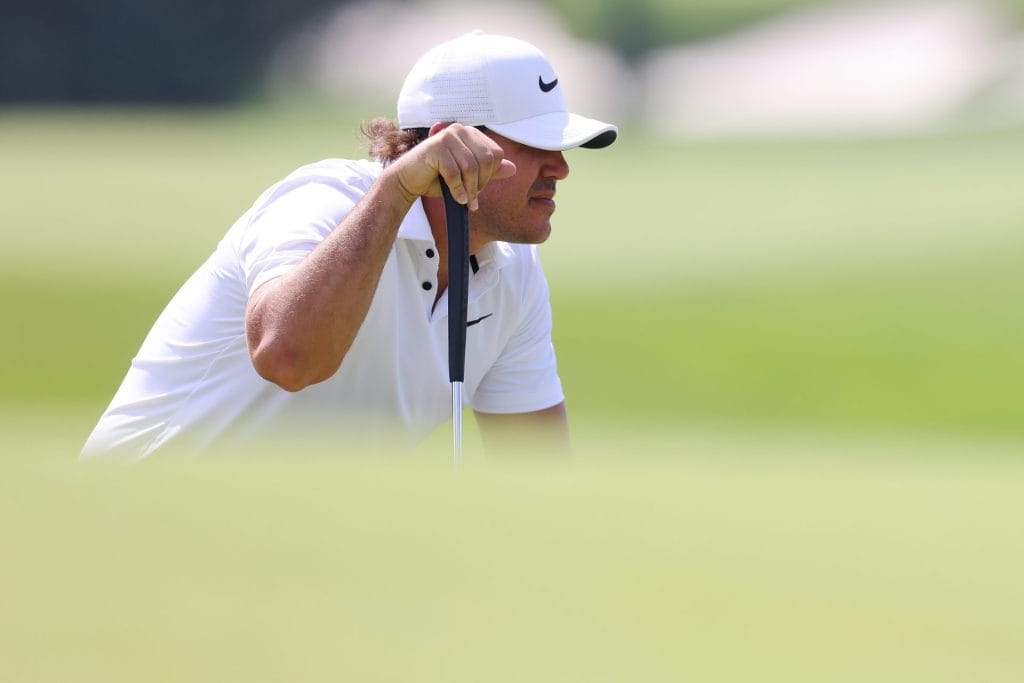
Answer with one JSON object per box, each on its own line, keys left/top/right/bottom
{"left": 466, "top": 313, "right": 493, "bottom": 328}
{"left": 538, "top": 76, "right": 558, "bottom": 93}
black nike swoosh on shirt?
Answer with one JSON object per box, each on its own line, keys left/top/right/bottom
{"left": 466, "top": 313, "right": 493, "bottom": 328}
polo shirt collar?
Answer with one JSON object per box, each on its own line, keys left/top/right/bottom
{"left": 396, "top": 198, "right": 434, "bottom": 242}
{"left": 475, "top": 241, "right": 514, "bottom": 271}
{"left": 399, "top": 198, "right": 515, "bottom": 271}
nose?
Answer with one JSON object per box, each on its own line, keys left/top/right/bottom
{"left": 542, "top": 150, "right": 570, "bottom": 180}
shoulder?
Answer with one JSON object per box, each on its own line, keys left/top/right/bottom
{"left": 251, "top": 158, "right": 383, "bottom": 212}
{"left": 224, "top": 158, "right": 384, "bottom": 253}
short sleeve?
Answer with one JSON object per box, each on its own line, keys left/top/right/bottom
{"left": 471, "top": 263, "right": 565, "bottom": 414}
{"left": 236, "top": 165, "right": 372, "bottom": 297}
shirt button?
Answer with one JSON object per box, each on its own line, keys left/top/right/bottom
{"left": 425, "top": 248, "right": 435, "bottom": 258}
{"left": 422, "top": 282, "right": 433, "bottom": 291}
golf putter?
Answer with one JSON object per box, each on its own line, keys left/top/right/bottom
{"left": 440, "top": 178, "right": 470, "bottom": 464}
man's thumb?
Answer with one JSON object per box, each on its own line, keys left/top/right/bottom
{"left": 495, "top": 159, "right": 517, "bottom": 179}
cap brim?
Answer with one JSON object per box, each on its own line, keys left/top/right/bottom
{"left": 488, "top": 111, "right": 617, "bottom": 151}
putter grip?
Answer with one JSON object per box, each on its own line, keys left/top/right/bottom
{"left": 440, "top": 179, "right": 470, "bottom": 383}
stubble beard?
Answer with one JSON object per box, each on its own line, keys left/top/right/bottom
{"left": 470, "top": 210, "right": 552, "bottom": 246}
{"left": 471, "top": 180, "right": 556, "bottom": 245}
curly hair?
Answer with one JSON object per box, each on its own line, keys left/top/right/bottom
{"left": 361, "top": 118, "right": 428, "bottom": 165}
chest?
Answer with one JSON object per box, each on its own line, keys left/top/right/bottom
{"left": 344, "top": 243, "right": 519, "bottom": 401}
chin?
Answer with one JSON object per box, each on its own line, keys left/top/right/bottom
{"left": 519, "top": 224, "right": 552, "bottom": 245}
{"left": 477, "top": 216, "right": 552, "bottom": 245}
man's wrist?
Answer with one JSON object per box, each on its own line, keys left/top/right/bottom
{"left": 379, "top": 163, "right": 421, "bottom": 209}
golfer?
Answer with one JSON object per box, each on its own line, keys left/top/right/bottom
{"left": 82, "top": 31, "right": 617, "bottom": 459}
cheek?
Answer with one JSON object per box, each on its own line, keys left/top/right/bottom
{"left": 481, "top": 169, "right": 528, "bottom": 200}
{"left": 479, "top": 178, "right": 523, "bottom": 212}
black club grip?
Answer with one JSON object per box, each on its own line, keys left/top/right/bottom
{"left": 440, "top": 179, "right": 470, "bottom": 383}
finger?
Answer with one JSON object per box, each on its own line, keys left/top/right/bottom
{"left": 436, "top": 146, "right": 474, "bottom": 206}
{"left": 455, "top": 139, "right": 483, "bottom": 209}
{"left": 464, "top": 146, "right": 494, "bottom": 211}
{"left": 467, "top": 143, "right": 500, "bottom": 195}
{"left": 456, "top": 131, "right": 513, "bottom": 209}
{"left": 468, "top": 157, "right": 515, "bottom": 211}
{"left": 425, "top": 123, "right": 472, "bottom": 203}
{"left": 442, "top": 131, "right": 486, "bottom": 208}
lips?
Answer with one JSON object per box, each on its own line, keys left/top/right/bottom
{"left": 530, "top": 180, "right": 557, "bottom": 206}
{"left": 530, "top": 194, "right": 556, "bottom": 211}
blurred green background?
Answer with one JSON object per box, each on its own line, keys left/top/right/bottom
{"left": 2, "top": 0, "right": 1024, "bottom": 680}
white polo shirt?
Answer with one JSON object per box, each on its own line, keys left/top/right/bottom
{"left": 82, "top": 159, "right": 564, "bottom": 459}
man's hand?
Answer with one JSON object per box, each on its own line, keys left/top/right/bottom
{"left": 390, "top": 123, "right": 517, "bottom": 212}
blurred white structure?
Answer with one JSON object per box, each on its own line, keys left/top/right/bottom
{"left": 642, "top": 0, "right": 1024, "bottom": 137}
{"left": 269, "top": 0, "right": 631, "bottom": 124}
{"left": 271, "top": 0, "right": 1024, "bottom": 138}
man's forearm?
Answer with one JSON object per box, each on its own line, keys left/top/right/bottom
{"left": 245, "top": 169, "right": 415, "bottom": 391}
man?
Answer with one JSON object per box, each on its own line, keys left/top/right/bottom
{"left": 82, "top": 31, "right": 617, "bottom": 459}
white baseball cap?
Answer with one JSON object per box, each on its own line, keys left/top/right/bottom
{"left": 397, "top": 31, "right": 617, "bottom": 151}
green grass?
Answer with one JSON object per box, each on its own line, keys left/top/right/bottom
{"left": 554, "top": 251, "right": 1024, "bottom": 436}
{"left": 0, "top": 274, "right": 170, "bottom": 407}
{"left": 548, "top": 127, "right": 1024, "bottom": 289}
{"left": 0, "top": 106, "right": 373, "bottom": 283}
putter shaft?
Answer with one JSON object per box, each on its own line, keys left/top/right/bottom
{"left": 452, "top": 381, "right": 463, "bottom": 463}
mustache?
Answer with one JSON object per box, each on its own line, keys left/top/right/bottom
{"left": 530, "top": 179, "right": 557, "bottom": 195}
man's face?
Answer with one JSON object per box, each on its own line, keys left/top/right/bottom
{"left": 470, "top": 131, "right": 571, "bottom": 245}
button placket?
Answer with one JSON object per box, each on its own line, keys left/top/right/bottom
{"left": 422, "top": 245, "right": 437, "bottom": 292}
